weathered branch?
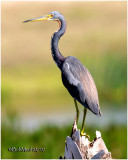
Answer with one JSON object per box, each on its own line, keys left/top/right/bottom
{"left": 60, "top": 120, "right": 112, "bottom": 159}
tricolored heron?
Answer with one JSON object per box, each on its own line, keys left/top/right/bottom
{"left": 24, "top": 11, "right": 101, "bottom": 136}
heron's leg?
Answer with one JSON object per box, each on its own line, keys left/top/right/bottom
{"left": 74, "top": 99, "right": 79, "bottom": 124}
{"left": 80, "top": 108, "right": 89, "bottom": 139}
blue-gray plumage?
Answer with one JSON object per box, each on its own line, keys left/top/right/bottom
{"left": 62, "top": 56, "right": 101, "bottom": 116}
{"left": 24, "top": 11, "right": 101, "bottom": 136}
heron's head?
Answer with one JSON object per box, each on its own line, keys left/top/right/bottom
{"left": 23, "top": 11, "right": 63, "bottom": 23}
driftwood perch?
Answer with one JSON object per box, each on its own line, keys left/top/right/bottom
{"left": 60, "top": 120, "right": 112, "bottom": 159}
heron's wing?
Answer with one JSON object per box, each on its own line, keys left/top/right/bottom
{"left": 77, "top": 66, "right": 100, "bottom": 115}
{"left": 62, "top": 57, "right": 100, "bottom": 116}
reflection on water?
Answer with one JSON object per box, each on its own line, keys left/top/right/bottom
{"left": 15, "top": 106, "right": 126, "bottom": 131}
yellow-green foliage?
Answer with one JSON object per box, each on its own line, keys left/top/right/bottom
{"left": 1, "top": 121, "right": 127, "bottom": 159}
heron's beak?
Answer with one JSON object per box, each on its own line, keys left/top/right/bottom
{"left": 23, "top": 14, "right": 53, "bottom": 23}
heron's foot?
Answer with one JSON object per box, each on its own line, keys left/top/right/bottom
{"left": 80, "top": 130, "right": 90, "bottom": 139}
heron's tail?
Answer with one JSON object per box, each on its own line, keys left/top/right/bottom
{"left": 96, "top": 110, "right": 102, "bottom": 117}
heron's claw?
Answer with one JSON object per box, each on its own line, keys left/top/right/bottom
{"left": 80, "top": 131, "right": 90, "bottom": 139}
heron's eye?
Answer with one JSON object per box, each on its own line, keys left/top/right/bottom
{"left": 51, "top": 14, "right": 54, "bottom": 18}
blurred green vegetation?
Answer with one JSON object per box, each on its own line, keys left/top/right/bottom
{"left": 1, "top": 1, "right": 127, "bottom": 159}
{"left": 1, "top": 117, "right": 127, "bottom": 159}
{"left": 1, "top": 54, "right": 127, "bottom": 110}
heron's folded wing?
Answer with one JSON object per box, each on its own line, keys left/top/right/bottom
{"left": 62, "top": 57, "right": 100, "bottom": 116}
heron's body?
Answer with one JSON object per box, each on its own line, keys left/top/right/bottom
{"left": 24, "top": 11, "right": 101, "bottom": 136}
{"left": 62, "top": 56, "right": 100, "bottom": 116}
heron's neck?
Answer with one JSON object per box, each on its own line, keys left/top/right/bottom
{"left": 51, "top": 17, "right": 66, "bottom": 69}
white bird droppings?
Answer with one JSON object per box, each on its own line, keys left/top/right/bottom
{"left": 96, "top": 131, "right": 101, "bottom": 138}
